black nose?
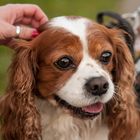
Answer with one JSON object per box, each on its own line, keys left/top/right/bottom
{"left": 85, "top": 76, "right": 109, "bottom": 96}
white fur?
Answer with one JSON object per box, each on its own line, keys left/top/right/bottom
{"left": 50, "top": 16, "right": 88, "bottom": 48}
{"left": 36, "top": 98, "right": 109, "bottom": 140}
{"left": 50, "top": 17, "right": 114, "bottom": 107}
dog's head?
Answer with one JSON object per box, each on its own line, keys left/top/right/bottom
{"left": 0, "top": 16, "right": 135, "bottom": 139}
{"left": 13, "top": 16, "right": 134, "bottom": 118}
{"left": 36, "top": 16, "right": 116, "bottom": 118}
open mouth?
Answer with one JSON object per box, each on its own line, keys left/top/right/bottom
{"left": 54, "top": 95, "right": 103, "bottom": 119}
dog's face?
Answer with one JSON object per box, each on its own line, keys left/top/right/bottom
{"left": 20, "top": 16, "right": 133, "bottom": 119}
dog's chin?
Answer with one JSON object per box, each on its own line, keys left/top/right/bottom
{"left": 54, "top": 95, "right": 104, "bottom": 119}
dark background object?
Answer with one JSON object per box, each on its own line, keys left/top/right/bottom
{"left": 96, "top": 11, "right": 135, "bottom": 58}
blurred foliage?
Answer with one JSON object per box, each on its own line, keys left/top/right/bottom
{"left": 0, "top": 47, "right": 12, "bottom": 94}
{"left": 0, "top": 0, "right": 119, "bottom": 18}
{"left": 0, "top": 0, "right": 120, "bottom": 94}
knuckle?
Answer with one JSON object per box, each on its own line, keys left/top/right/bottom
{"left": 32, "top": 4, "right": 40, "bottom": 10}
{"left": 5, "top": 4, "right": 20, "bottom": 11}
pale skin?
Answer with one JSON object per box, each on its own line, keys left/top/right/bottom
{"left": 0, "top": 4, "right": 48, "bottom": 46}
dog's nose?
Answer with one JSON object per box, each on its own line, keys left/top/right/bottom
{"left": 85, "top": 76, "right": 109, "bottom": 96}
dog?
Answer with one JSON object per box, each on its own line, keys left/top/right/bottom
{"left": 96, "top": 9, "right": 140, "bottom": 103}
{"left": 0, "top": 16, "right": 140, "bottom": 140}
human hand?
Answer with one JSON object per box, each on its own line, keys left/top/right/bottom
{"left": 0, "top": 4, "right": 48, "bottom": 45}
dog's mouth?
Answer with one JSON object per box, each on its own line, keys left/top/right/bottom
{"left": 54, "top": 95, "right": 103, "bottom": 119}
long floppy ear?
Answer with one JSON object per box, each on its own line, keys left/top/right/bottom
{"left": 107, "top": 32, "right": 140, "bottom": 140}
{"left": 0, "top": 40, "right": 41, "bottom": 140}
{"left": 113, "top": 35, "right": 135, "bottom": 85}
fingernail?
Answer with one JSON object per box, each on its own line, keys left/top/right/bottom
{"left": 32, "top": 30, "right": 40, "bottom": 38}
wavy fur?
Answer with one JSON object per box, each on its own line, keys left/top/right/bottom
{"left": 0, "top": 43, "right": 41, "bottom": 140}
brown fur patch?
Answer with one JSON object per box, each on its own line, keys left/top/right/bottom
{"left": 32, "top": 27, "right": 83, "bottom": 97}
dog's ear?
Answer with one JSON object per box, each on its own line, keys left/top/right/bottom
{"left": 37, "top": 22, "right": 48, "bottom": 32}
{"left": 112, "top": 35, "right": 135, "bottom": 86}
{"left": 0, "top": 39, "right": 41, "bottom": 140}
{"left": 96, "top": 11, "right": 135, "bottom": 58}
{"left": 106, "top": 32, "right": 140, "bottom": 139}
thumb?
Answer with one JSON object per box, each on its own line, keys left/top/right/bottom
{"left": 15, "top": 25, "right": 39, "bottom": 40}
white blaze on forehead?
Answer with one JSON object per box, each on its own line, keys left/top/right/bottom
{"left": 50, "top": 16, "right": 89, "bottom": 48}
{"left": 50, "top": 16, "right": 114, "bottom": 107}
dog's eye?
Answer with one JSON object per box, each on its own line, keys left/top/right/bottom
{"left": 100, "top": 51, "right": 112, "bottom": 64}
{"left": 54, "top": 56, "right": 75, "bottom": 70}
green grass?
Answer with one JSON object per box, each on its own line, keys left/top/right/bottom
{"left": 0, "top": 0, "right": 119, "bottom": 19}
{"left": 0, "top": 47, "right": 12, "bottom": 95}
{"left": 0, "top": 0, "right": 120, "bottom": 95}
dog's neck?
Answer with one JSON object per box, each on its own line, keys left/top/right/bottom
{"left": 35, "top": 97, "right": 109, "bottom": 140}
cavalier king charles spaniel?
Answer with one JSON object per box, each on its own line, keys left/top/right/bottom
{"left": 0, "top": 16, "right": 140, "bottom": 140}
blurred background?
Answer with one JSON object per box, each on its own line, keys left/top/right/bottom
{"left": 0, "top": 0, "right": 140, "bottom": 95}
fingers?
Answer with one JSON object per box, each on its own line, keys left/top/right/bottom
{"left": 0, "top": 4, "right": 48, "bottom": 28}
{"left": 14, "top": 4, "right": 48, "bottom": 27}
{"left": 0, "top": 19, "right": 39, "bottom": 41}
{"left": 6, "top": 24, "right": 39, "bottom": 40}
{"left": 14, "top": 25, "right": 39, "bottom": 40}
{"left": 0, "top": 4, "right": 47, "bottom": 46}
{"left": 20, "top": 17, "right": 32, "bottom": 25}
{"left": 20, "top": 17, "right": 40, "bottom": 28}
{"left": 22, "top": 4, "right": 48, "bottom": 25}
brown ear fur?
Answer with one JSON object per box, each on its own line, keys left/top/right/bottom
{"left": 107, "top": 33, "right": 140, "bottom": 140}
{"left": 37, "top": 22, "right": 48, "bottom": 32}
{"left": 0, "top": 40, "right": 41, "bottom": 140}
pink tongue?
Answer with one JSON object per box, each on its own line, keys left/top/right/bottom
{"left": 82, "top": 102, "right": 103, "bottom": 114}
